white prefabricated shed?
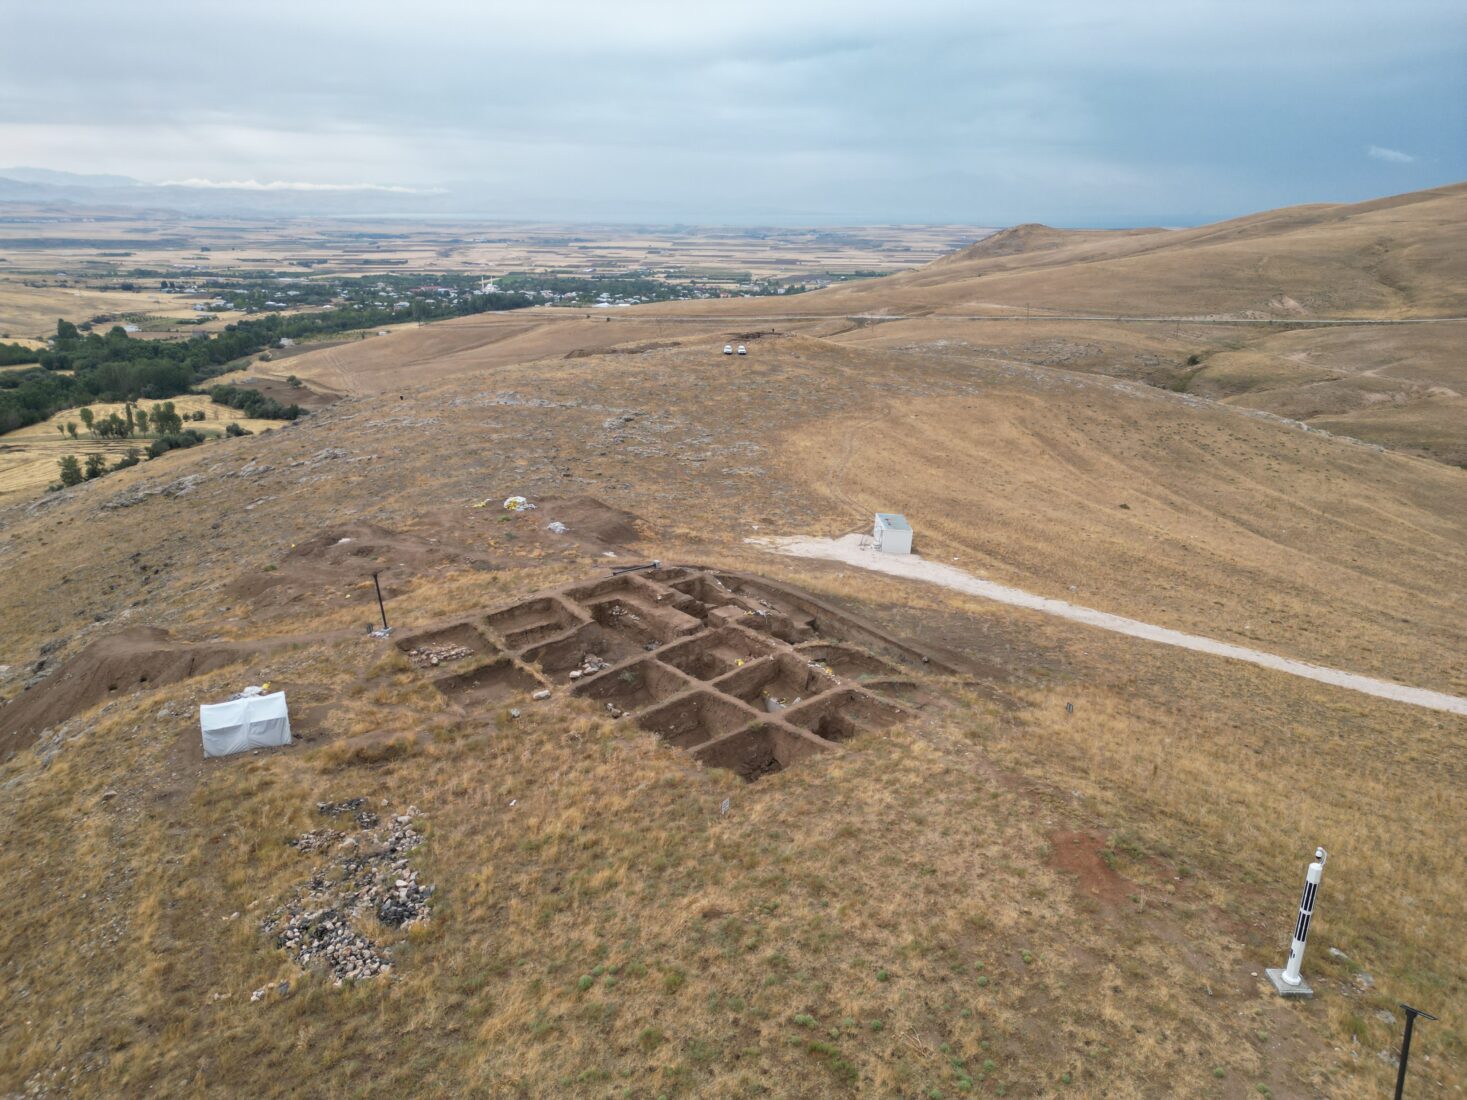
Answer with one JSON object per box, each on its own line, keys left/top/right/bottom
{"left": 872, "top": 513, "right": 912, "bottom": 555}
{"left": 200, "top": 692, "right": 292, "bottom": 758}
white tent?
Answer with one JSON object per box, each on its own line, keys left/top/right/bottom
{"left": 200, "top": 692, "right": 292, "bottom": 758}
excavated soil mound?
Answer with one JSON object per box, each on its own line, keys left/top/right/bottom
{"left": 533, "top": 496, "right": 645, "bottom": 551}
{"left": 0, "top": 626, "right": 258, "bottom": 757}
{"left": 1047, "top": 829, "right": 1133, "bottom": 907}
{"left": 563, "top": 341, "right": 679, "bottom": 359}
{"left": 284, "top": 524, "right": 476, "bottom": 572}
{"left": 228, "top": 523, "right": 496, "bottom": 609}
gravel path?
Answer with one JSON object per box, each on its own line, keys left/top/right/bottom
{"left": 754, "top": 534, "right": 1467, "bottom": 717}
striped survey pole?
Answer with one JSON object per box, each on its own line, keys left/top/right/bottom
{"left": 1266, "top": 847, "right": 1327, "bottom": 997}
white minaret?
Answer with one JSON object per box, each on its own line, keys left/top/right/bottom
{"left": 1266, "top": 847, "right": 1327, "bottom": 997}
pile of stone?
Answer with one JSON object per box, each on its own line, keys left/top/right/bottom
{"left": 262, "top": 801, "right": 433, "bottom": 985}
{"left": 566, "top": 655, "right": 610, "bottom": 682}
{"left": 287, "top": 827, "right": 343, "bottom": 853}
{"left": 317, "top": 797, "right": 379, "bottom": 830}
{"left": 403, "top": 643, "right": 475, "bottom": 669}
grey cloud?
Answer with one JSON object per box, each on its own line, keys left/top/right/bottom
{"left": 2, "top": 1, "right": 1463, "bottom": 223}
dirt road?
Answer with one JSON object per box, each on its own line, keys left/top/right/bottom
{"left": 755, "top": 533, "right": 1467, "bottom": 717}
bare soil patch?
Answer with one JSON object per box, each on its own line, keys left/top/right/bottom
{"left": 1047, "top": 829, "right": 1133, "bottom": 907}
{"left": 0, "top": 626, "right": 259, "bottom": 757}
{"left": 226, "top": 522, "right": 496, "bottom": 612}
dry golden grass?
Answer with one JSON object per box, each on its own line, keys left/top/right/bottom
{"left": 0, "top": 283, "right": 169, "bottom": 338}
{"left": 813, "top": 183, "right": 1467, "bottom": 320}
{"left": 992, "top": 626, "right": 1467, "bottom": 1098}
{"left": 0, "top": 612, "right": 1369, "bottom": 1098}
{"left": 777, "top": 371, "right": 1467, "bottom": 694}
{"left": 2, "top": 183, "right": 1465, "bottom": 1098}
{"left": 4, "top": 536, "right": 1457, "bottom": 1097}
{"left": 1309, "top": 399, "right": 1467, "bottom": 467}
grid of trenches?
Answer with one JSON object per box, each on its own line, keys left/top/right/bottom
{"left": 399, "top": 565, "right": 951, "bottom": 782}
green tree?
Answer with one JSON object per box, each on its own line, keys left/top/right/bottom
{"left": 150, "top": 401, "right": 182, "bottom": 434}
{"left": 57, "top": 455, "right": 83, "bottom": 486}
{"left": 66, "top": 421, "right": 78, "bottom": 440}
{"left": 94, "top": 413, "right": 129, "bottom": 439}
{"left": 78, "top": 406, "right": 95, "bottom": 436}
{"left": 84, "top": 453, "right": 107, "bottom": 480}
{"left": 134, "top": 409, "right": 148, "bottom": 435}
{"left": 55, "top": 319, "right": 80, "bottom": 346}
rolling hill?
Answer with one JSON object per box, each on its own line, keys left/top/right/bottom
{"left": 1, "top": 183, "right": 1464, "bottom": 1098}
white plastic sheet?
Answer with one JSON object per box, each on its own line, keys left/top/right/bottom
{"left": 200, "top": 691, "right": 292, "bottom": 758}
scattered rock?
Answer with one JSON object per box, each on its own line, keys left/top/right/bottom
{"left": 102, "top": 474, "right": 206, "bottom": 510}
{"left": 316, "top": 798, "right": 377, "bottom": 830}
{"left": 531, "top": 688, "right": 551, "bottom": 701}
{"left": 288, "top": 828, "right": 344, "bottom": 853}
{"left": 1376, "top": 1009, "right": 1397, "bottom": 1026}
{"left": 263, "top": 803, "right": 433, "bottom": 985}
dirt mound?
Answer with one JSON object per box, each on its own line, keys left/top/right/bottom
{"left": 228, "top": 523, "right": 496, "bottom": 610}
{"left": 1047, "top": 829, "right": 1132, "bottom": 907}
{"left": 0, "top": 627, "right": 257, "bottom": 757}
{"left": 284, "top": 524, "right": 470, "bottom": 572}
{"left": 563, "top": 341, "right": 678, "bottom": 359}
{"left": 534, "top": 496, "right": 646, "bottom": 551}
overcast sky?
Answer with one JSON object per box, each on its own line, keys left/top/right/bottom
{"left": 3, "top": 0, "right": 1464, "bottom": 225}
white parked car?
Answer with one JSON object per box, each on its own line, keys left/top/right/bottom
{"left": 736, "top": 344, "right": 747, "bottom": 355}
{"left": 723, "top": 343, "right": 733, "bottom": 355}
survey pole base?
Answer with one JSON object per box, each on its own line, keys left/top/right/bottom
{"left": 1265, "top": 968, "right": 1314, "bottom": 998}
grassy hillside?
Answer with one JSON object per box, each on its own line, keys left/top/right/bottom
{"left": 2, "top": 185, "right": 1465, "bottom": 1098}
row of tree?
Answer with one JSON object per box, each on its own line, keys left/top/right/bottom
{"left": 54, "top": 427, "right": 212, "bottom": 488}
{"left": 57, "top": 449, "right": 140, "bottom": 485}
{"left": 57, "top": 401, "right": 190, "bottom": 441}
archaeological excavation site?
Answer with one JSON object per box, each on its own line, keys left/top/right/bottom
{"left": 397, "top": 565, "right": 957, "bottom": 782}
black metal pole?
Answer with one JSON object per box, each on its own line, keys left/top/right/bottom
{"left": 1394, "top": 1004, "right": 1438, "bottom": 1100}
{"left": 372, "top": 571, "right": 389, "bottom": 631}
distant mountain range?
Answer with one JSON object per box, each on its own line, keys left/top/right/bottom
{"left": 0, "top": 167, "right": 452, "bottom": 217}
